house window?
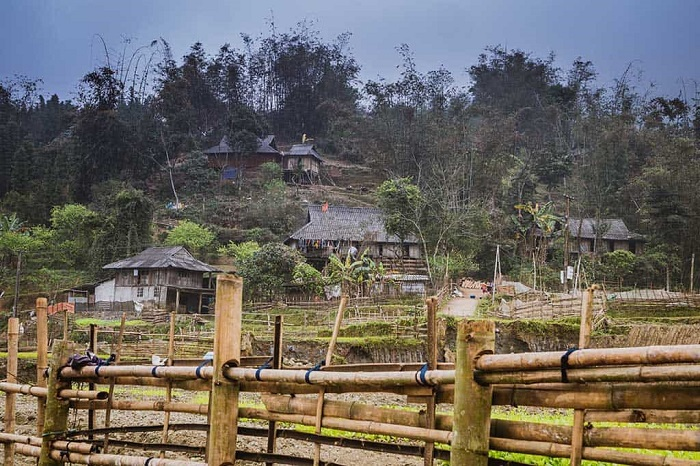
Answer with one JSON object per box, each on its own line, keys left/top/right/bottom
{"left": 137, "top": 287, "right": 144, "bottom": 298}
{"left": 153, "top": 286, "right": 160, "bottom": 298}
{"left": 137, "top": 269, "right": 149, "bottom": 285}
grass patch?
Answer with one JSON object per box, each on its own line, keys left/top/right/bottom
{"left": 73, "top": 318, "right": 150, "bottom": 328}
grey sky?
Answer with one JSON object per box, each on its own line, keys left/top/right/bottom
{"left": 1, "top": 0, "right": 698, "bottom": 101}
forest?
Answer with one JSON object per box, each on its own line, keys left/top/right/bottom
{"left": 1, "top": 21, "right": 699, "bottom": 303}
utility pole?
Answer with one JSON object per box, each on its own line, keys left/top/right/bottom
{"left": 563, "top": 194, "right": 574, "bottom": 293}
{"left": 12, "top": 251, "right": 22, "bottom": 318}
{"left": 691, "top": 253, "right": 695, "bottom": 294}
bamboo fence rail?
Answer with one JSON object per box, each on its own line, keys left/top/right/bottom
{"left": 5, "top": 288, "right": 700, "bottom": 466}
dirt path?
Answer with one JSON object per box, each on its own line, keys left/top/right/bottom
{"left": 441, "top": 287, "right": 484, "bottom": 317}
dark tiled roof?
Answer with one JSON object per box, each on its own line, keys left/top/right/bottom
{"left": 288, "top": 205, "right": 417, "bottom": 244}
{"left": 568, "top": 218, "right": 644, "bottom": 241}
{"left": 203, "top": 135, "right": 279, "bottom": 155}
{"left": 103, "top": 246, "right": 220, "bottom": 272}
{"left": 287, "top": 143, "right": 323, "bottom": 162}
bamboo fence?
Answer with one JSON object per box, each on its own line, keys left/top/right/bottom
{"left": 3, "top": 284, "right": 700, "bottom": 466}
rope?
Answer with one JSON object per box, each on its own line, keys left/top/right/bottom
{"left": 305, "top": 360, "right": 325, "bottom": 384}
{"left": 414, "top": 363, "right": 434, "bottom": 387}
{"left": 560, "top": 347, "right": 578, "bottom": 383}
{"left": 255, "top": 357, "right": 273, "bottom": 381}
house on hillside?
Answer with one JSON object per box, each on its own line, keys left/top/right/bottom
{"left": 204, "top": 135, "right": 282, "bottom": 180}
{"left": 95, "top": 246, "right": 220, "bottom": 313}
{"left": 283, "top": 143, "right": 323, "bottom": 184}
{"left": 286, "top": 205, "right": 428, "bottom": 293}
{"left": 567, "top": 218, "right": 645, "bottom": 256}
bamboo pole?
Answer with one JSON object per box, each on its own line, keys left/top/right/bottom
{"left": 238, "top": 407, "right": 452, "bottom": 444}
{"left": 36, "top": 297, "right": 48, "bottom": 436}
{"left": 585, "top": 409, "right": 700, "bottom": 424}
{"left": 160, "top": 312, "right": 177, "bottom": 459}
{"left": 0, "top": 383, "right": 108, "bottom": 399}
{"left": 262, "top": 394, "right": 453, "bottom": 431}
{"left": 490, "top": 437, "right": 697, "bottom": 466}
{"left": 314, "top": 294, "right": 348, "bottom": 465}
{"left": 225, "top": 366, "right": 454, "bottom": 388}
{"left": 69, "top": 399, "right": 209, "bottom": 414}
{"left": 61, "top": 364, "right": 215, "bottom": 380}
{"left": 102, "top": 312, "right": 126, "bottom": 453}
{"left": 17, "top": 443, "right": 207, "bottom": 466}
{"left": 38, "top": 340, "right": 75, "bottom": 466}
{"left": 207, "top": 274, "right": 242, "bottom": 465}
{"left": 491, "top": 418, "right": 700, "bottom": 452}
{"left": 571, "top": 285, "right": 594, "bottom": 466}
{"left": 0, "top": 433, "right": 94, "bottom": 454}
{"left": 491, "top": 383, "right": 700, "bottom": 410}
{"left": 424, "top": 296, "right": 438, "bottom": 466}
{"left": 452, "top": 320, "right": 495, "bottom": 465}
{"left": 88, "top": 323, "right": 98, "bottom": 439}
{"left": 476, "top": 363, "right": 700, "bottom": 385}
{"left": 476, "top": 344, "right": 700, "bottom": 372}
{"left": 266, "top": 315, "right": 284, "bottom": 466}
{"left": 4, "top": 317, "right": 19, "bottom": 466}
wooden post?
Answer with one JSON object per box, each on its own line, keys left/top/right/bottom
{"left": 87, "top": 324, "right": 98, "bottom": 439}
{"left": 570, "top": 285, "right": 595, "bottom": 466}
{"left": 102, "top": 313, "right": 126, "bottom": 453}
{"left": 36, "top": 297, "right": 48, "bottom": 436}
{"left": 424, "top": 296, "right": 438, "bottom": 466}
{"left": 160, "top": 312, "right": 177, "bottom": 458}
{"left": 266, "top": 315, "right": 284, "bottom": 466}
{"left": 4, "top": 317, "right": 19, "bottom": 466}
{"left": 691, "top": 253, "right": 695, "bottom": 294}
{"left": 175, "top": 289, "right": 181, "bottom": 313}
{"left": 207, "top": 274, "right": 242, "bottom": 465}
{"left": 38, "top": 340, "right": 75, "bottom": 466}
{"left": 62, "top": 309, "right": 69, "bottom": 340}
{"left": 451, "top": 320, "right": 495, "bottom": 466}
{"left": 313, "top": 295, "right": 348, "bottom": 465}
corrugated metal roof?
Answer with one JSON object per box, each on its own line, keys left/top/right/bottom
{"left": 287, "top": 143, "right": 323, "bottom": 162}
{"left": 568, "top": 218, "right": 643, "bottom": 241}
{"left": 287, "top": 205, "right": 418, "bottom": 244}
{"left": 203, "top": 135, "right": 279, "bottom": 155}
{"left": 103, "top": 246, "right": 220, "bottom": 272}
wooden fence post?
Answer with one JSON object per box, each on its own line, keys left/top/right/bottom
{"left": 424, "top": 296, "right": 438, "bottom": 466}
{"left": 451, "top": 320, "right": 495, "bottom": 466}
{"left": 38, "top": 340, "right": 75, "bottom": 466}
{"left": 266, "top": 315, "right": 284, "bottom": 466}
{"left": 36, "top": 297, "right": 48, "bottom": 436}
{"left": 4, "top": 317, "right": 19, "bottom": 466}
{"left": 570, "top": 285, "right": 595, "bottom": 465}
{"left": 207, "top": 274, "right": 243, "bottom": 465}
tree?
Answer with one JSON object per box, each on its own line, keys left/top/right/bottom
{"left": 293, "top": 262, "right": 325, "bottom": 298}
{"left": 601, "top": 250, "right": 636, "bottom": 288}
{"left": 218, "top": 240, "right": 260, "bottom": 266}
{"left": 164, "top": 220, "right": 215, "bottom": 255}
{"left": 236, "top": 243, "right": 304, "bottom": 301}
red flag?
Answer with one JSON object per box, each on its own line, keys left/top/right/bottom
{"left": 321, "top": 202, "right": 329, "bottom": 213}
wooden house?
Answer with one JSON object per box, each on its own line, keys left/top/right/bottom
{"left": 286, "top": 204, "right": 427, "bottom": 277}
{"left": 283, "top": 143, "right": 323, "bottom": 184}
{"left": 95, "top": 246, "right": 220, "bottom": 313}
{"left": 568, "top": 218, "right": 645, "bottom": 256}
{"left": 203, "top": 135, "right": 282, "bottom": 180}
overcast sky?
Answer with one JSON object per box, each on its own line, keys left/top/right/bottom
{"left": 1, "top": 0, "right": 698, "bottom": 101}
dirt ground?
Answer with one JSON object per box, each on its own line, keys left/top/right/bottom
{"left": 0, "top": 385, "right": 438, "bottom": 465}
{"left": 441, "top": 286, "right": 483, "bottom": 318}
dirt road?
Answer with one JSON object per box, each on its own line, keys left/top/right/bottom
{"left": 441, "top": 287, "right": 484, "bottom": 317}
